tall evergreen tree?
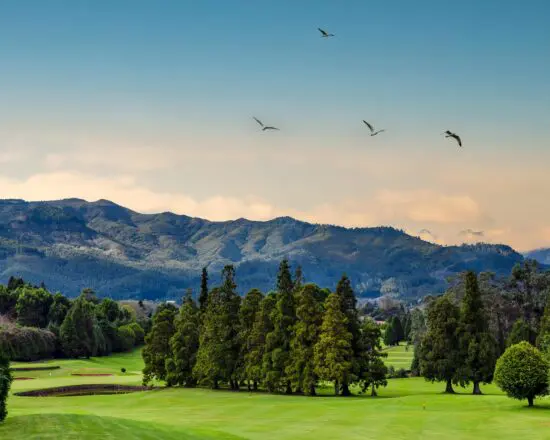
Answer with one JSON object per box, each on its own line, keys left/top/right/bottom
{"left": 287, "top": 284, "right": 323, "bottom": 395}
{"left": 199, "top": 267, "right": 209, "bottom": 313}
{"left": 245, "top": 294, "right": 276, "bottom": 391}
{"left": 237, "top": 288, "right": 264, "bottom": 388}
{"left": 0, "top": 349, "right": 12, "bottom": 423}
{"left": 457, "top": 271, "right": 498, "bottom": 394}
{"left": 165, "top": 290, "right": 200, "bottom": 387}
{"left": 383, "top": 319, "right": 396, "bottom": 346}
{"left": 506, "top": 318, "right": 536, "bottom": 347}
{"left": 263, "top": 259, "right": 295, "bottom": 394}
{"left": 142, "top": 307, "right": 177, "bottom": 385}
{"left": 15, "top": 287, "right": 53, "bottom": 328}
{"left": 314, "top": 293, "right": 354, "bottom": 396}
{"left": 59, "top": 297, "right": 104, "bottom": 358}
{"left": 358, "top": 318, "right": 388, "bottom": 396}
{"left": 294, "top": 265, "right": 303, "bottom": 291}
{"left": 419, "top": 296, "right": 462, "bottom": 393}
{"left": 335, "top": 274, "right": 361, "bottom": 395}
{"left": 536, "top": 296, "right": 550, "bottom": 352}
{"left": 392, "top": 316, "right": 404, "bottom": 344}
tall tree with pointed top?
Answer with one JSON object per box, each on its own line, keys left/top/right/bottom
{"left": 142, "top": 307, "right": 177, "bottom": 385}
{"left": 358, "top": 318, "right": 388, "bottom": 396}
{"left": 314, "top": 293, "right": 354, "bottom": 396}
{"left": 287, "top": 284, "right": 323, "bottom": 395}
{"left": 237, "top": 288, "right": 264, "bottom": 388}
{"left": 165, "top": 290, "right": 200, "bottom": 387}
{"left": 199, "top": 267, "right": 209, "bottom": 313}
{"left": 457, "top": 271, "right": 498, "bottom": 394}
{"left": 536, "top": 296, "right": 550, "bottom": 352}
{"left": 0, "top": 349, "right": 12, "bottom": 422}
{"left": 294, "top": 265, "right": 303, "bottom": 292}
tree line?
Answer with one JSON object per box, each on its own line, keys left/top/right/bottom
{"left": 142, "top": 261, "right": 388, "bottom": 396}
{"left": 0, "top": 278, "right": 148, "bottom": 361}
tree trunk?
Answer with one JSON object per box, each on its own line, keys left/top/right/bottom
{"left": 444, "top": 379, "right": 455, "bottom": 394}
{"left": 295, "top": 387, "right": 303, "bottom": 395}
{"left": 247, "top": 380, "right": 251, "bottom": 391}
{"left": 213, "top": 380, "right": 219, "bottom": 390}
{"left": 253, "top": 381, "right": 258, "bottom": 391}
{"left": 472, "top": 381, "right": 482, "bottom": 395}
{"left": 285, "top": 381, "right": 292, "bottom": 395}
{"left": 309, "top": 385, "right": 316, "bottom": 396}
{"left": 341, "top": 382, "right": 351, "bottom": 396}
{"left": 528, "top": 396, "right": 534, "bottom": 407}
{"left": 334, "top": 380, "right": 340, "bottom": 396}
{"left": 371, "top": 385, "right": 377, "bottom": 397}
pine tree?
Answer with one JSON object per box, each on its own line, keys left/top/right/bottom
{"left": 392, "top": 316, "right": 404, "bottom": 344}
{"left": 263, "top": 259, "right": 295, "bottom": 393}
{"left": 358, "top": 318, "right": 388, "bottom": 396}
{"left": 0, "top": 349, "right": 12, "bottom": 422}
{"left": 142, "top": 307, "right": 177, "bottom": 385}
{"left": 335, "top": 274, "right": 361, "bottom": 396}
{"left": 287, "top": 284, "right": 323, "bottom": 395}
{"left": 536, "top": 296, "right": 550, "bottom": 352}
{"left": 314, "top": 293, "right": 354, "bottom": 396}
{"left": 59, "top": 297, "right": 103, "bottom": 358}
{"left": 237, "top": 288, "right": 264, "bottom": 389}
{"left": 165, "top": 290, "right": 200, "bottom": 387}
{"left": 419, "top": 296, "right": 462, "bottom": 393}
{"left": 457, "top": 271, "right": 498, "bottom": 394}
{"left": 383, "top": 319, "right": 395, "bottom": 346}
{"left": 245, "top": 294, "right": 276, "bottom": 391}
{"left": 294, "top": 265, "right": 303, "bottom": 291}
{"left": 199, "top": 267, "right": 209, "bottom": 313}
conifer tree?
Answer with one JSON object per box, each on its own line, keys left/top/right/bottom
{"left": 419, "top": 296, "right": 461, "bottom": 393}
{"left": 506, "top": 318, "right": 536, "bottom": 347}
{"left": 358, "top": 318, "right": 388, "bottom": 396}
{"left": 536, "top": 296, "right": 550, "bottom": 352}
{"left": 383, "top": 319, "right": 395, "bottom": 346}
{"left": 294, "top": 265, "right": 303, "bottom": 291}
{"left": 237, "top": 288, "right": 264, "bottom": 388}
{"left": 60, "top": 297, "right": 103, "bottom": 358}
{"left": 314, "top": 293, "right": 354, "bottom": 396}
{"left": 0, "top": 349, "right": 12, "bottom": 423}
{"left": 165, "top": 290, "right": 200, "bottom": 387}
{"left": 199, "top": 267, "right": 209, "bottom": 313}
{"left": 391, "top": 316, "right": 404, "bottom": 344}
{"left": 245, "top": 294, "right": 276, "bottom": 391}
{"left": 142, "top": 307, "right": 177, "bottom": 385}
{"left": 287, "top": 284, "right": 323, "bottom": 395}
{"left": 457, "top": 271, "right": 498, "bottom": 394}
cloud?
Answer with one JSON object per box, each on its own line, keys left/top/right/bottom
{"left": 459, "top": 229, "right": 485, "bottom": 237}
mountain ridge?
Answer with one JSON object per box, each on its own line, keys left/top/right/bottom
{"left": 0, "top": 198, "right": 524, "bottom": 300}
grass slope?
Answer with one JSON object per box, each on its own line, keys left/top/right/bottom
{"left": 3, "top": 350, "right": 550, "bottom": 439}
{"left": 384, "top": 343, "right": 414, "bottom": 369}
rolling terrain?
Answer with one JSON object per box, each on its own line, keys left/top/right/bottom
{"left": 0, "top": 198, "right": 524, "bottom": 300}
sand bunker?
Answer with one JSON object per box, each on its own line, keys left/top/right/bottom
{"left": 71, "top": 373, "right": 113, "bottom": 377}
{"left": 15, "top": 384, "right": 153, "bottom": 397}
{"left": 12, "top": 366, "right": 60, "bottom": 372}
{"left": 14, "top": 377, "right": 36, "bottom": 381}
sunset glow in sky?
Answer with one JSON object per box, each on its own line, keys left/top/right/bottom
{"left": 1, "top": 1, "right": 549, "bottom": 251}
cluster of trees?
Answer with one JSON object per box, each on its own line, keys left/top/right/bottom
{"left": 142, "top": 261, "right": 389, "bottom": 396}
{"left": 416, "top": 267, "right": 550, "bottom": 405}
{"left": 0, "top": 278, "right": 147, "bottom": 361}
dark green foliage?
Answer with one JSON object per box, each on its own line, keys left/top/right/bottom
{"left": 506, "top": 319, "right": 536, "bottom": 347}
{"left": 199, "top": 267, "right": 209, "bottom": 313}
{"left": 314, "top": 293, "right": 354, "bottom": 395}
{"left": 15, "top": 287, "right": 53, "bottom": 328}
{"left": 116, "top": 325, "right": 136, "bottom": 352}
{"left": 7, "top": 276, "right": 25, "bottom": 292}
{"left": 0, "top": 350, "right": 12, "bottom": 422}
{"left": 287, "top": 284, "right": 323, "bottom": 395}
{"left": 358, "top": 318, "right": 388, "bottom": 396}
{"left": 383, "top": 317, "right": 400, "bottom": 347}
{"left": 237, "top": 288, "right": 264, "bottom": 387}
{"left": 494, "top": 341, "right": 549, "bottom": 406}
{"left": 142, "top": 308, "right": 177, "bottom": 385}
{"left": 0, "top": 286, "right": 18, "bottom": 316}
{"left": 60, "top": 297, "right": 104, "bottom": 358}
{"left": 0, "top": 325, "right": 56, "bottom": 361}
{"left": 457, "top": 272, "right": 498, "bottom": 394}
{"left": 48, "top": 293, "right": 71, "bottom": 327}
{"left": 128, "top": 322, "right": 145, "bottom": 345}
{"left": 121, "top": 367, "right": 126, "bottom": 373}
{"left": 419, "top": 296, "right": 462, "bottom": 393}
{"left": 536, "top": 296, "right": 550, "bottom": 352}
{"left": 80, "top": 288, "right": 100, "bottom": 304}
{"left": 98, "top": 298, "right": 123, "bottom": 323}
{"left": 166, "top": 291, "right": 200, "bottom": 387}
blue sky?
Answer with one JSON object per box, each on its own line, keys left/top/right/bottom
{"left": 0, "top": 1, "right": 549, "bottom": 250}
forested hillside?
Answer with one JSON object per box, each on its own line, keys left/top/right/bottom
{"left": 0, "top": 198, "right": 524, "bottom": 300}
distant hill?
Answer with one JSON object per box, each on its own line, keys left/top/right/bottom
{"left": 524, "top": 248, "right": 550, "bottom": 265}
{"left": 0, "top": 198, "right": 524, "bottom": 300}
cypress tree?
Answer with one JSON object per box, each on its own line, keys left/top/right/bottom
{"left": 392, "top": 316, "right": 404, "bottom": 344}
{"left": 419, "top": 296, "right": 461, "bottom": 393}
{"left": 165, "top": 290, "right": 200, "bottom": 387}
{"left": 358, "top": 318, "right": 388, "bottom": 396}
{"left": 199, "top": 267, "right": 209, "bottom": 313}
{"left": 335, "top": 274, "right": 361, "bottom": 396}
{"left": 142, "top": 307, "right": 177, "bottom": 385}
{"left": 287, "top": 284, "right": 323, "bottom": 395}
{"left": 237, "top": 288, "right": 264, "bottom": 389}
{"left": 314, "top": 293, "right": 354, "bottom": 396}
{"left": 0, "top": 350, "right": 12, "bottom": 422}
{"left": 383, "top": 319, "right": 395, "bottom": 346}
{"left": 457, "top": 271, "right": 498, "bottom": 394}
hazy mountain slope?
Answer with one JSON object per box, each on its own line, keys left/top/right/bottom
{"left": 0, "top": 198, "right": 524, "bottom": 300}
{"left": 524, "top": 248, "right": 550, "bottom": 265}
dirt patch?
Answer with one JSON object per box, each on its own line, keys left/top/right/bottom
{"left": 14, "top": 377, "right": 35, "bottom": 381}
{"left": 11, "top": 366, "right": 60, "bottom": 372}
{"left": 71, "top": 373, "right": 113, "bottom": 377}
{"left": 14, "top": 384, "right": 154, "bottom": 397}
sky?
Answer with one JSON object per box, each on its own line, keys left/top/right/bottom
{"left": 0, "top": 0, "right": 549, "bottom": 251}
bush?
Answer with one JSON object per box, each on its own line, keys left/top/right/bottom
{"left": 494, "top": 341, "right": 549, "bottom": 407}
{"left": 0, "top": 325, "right": 56, "bottom": 361}
{"left": 115, "top": 325, "right": 136, "bottom": 352}
{"left": 128, "top": 322, "right": 145, "bottom": 346}
{"left": 121, "top": 368, "right": 126, "bottom": 374}
{"left": 387, "top": 365, "right": 409, "bottom": 379}
{"left": 0, "top": 350, "right": 12, "bottom": 422}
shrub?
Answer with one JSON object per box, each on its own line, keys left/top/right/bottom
{"left": 0, "top": 349, "right": 12, "bottom": 422}
{"left": 0, "top": 324, "right": 56, "bottom": 361}
{"left": 121, "top": 368, "right": 126, "bottom": 374}
{"left": 128, "top": 322, "right": 145, "bottom": 346}
{"left": 116, "top": 325, "right": 136, "bottom": 352}
{"left": 494, "top": 341, "right": 549, "bottom": 407}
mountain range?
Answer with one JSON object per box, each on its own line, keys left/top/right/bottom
{"left": 0, "top": 198, "right": 527, "bottom": 301}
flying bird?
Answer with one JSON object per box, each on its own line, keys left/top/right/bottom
{"left": 253, "top": 117, "right": 279, "bottom": 131}
{"left": 318, "top": 28, "right": 335, "bottom": 38}
{"left": 443, "top": 130, "right": 462, "bottom": 147}
{"left": 363, "top": 120, "right": 386, "bottom": 136}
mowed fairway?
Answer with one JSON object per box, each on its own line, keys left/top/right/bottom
{"left": 384, "top": 343, "right": 414, "bottom": 369}
{"left": 2, "top": 350, "right": 550, "bottom": 440}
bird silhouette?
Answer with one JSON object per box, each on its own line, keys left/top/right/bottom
{"left": 443, "top": 130, "right": 462, "bottom": 147}
{"left": 363, "top": 120, "right": 386, "bottom": 136}
{"left": 253, "top": 117, "right": 279, "bottom": 131}
{"left": 318, "top": 28, "right": 335, "bottom": 38}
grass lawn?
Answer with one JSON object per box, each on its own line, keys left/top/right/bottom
{"left": 2, "top": 349, "right": 550, "bottom": 439}
{"left": 384, "top": 342, "right": 414, "bottom": 369}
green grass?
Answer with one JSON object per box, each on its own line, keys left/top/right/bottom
{"left": 3, "top": 349, "right": 550, "bottom": 439}
{"left": 384, "top": 342, "right": 414, "bottom": 369}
